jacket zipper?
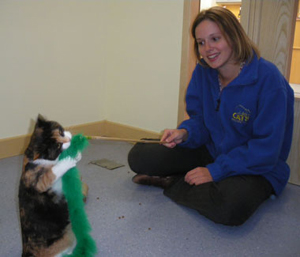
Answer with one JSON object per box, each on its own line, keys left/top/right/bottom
{"left": 215, "top": 88, "right": 224, "bottom": 112}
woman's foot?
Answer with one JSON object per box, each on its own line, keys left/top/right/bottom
{"left": 132, "top": 174, "right": 176, "bottom": 189}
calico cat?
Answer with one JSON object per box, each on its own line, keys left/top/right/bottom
{"left": 19, "top": 115, "right": 84, "bottom": 257}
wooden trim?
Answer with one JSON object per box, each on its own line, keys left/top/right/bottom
{"left": 287, "top": 0, "right": 300, "bottom": 80}
{"left": 0, "top": 121, "right": 105, "bottom": 160}
{"left": 290, "top": 47, "right": 300, "bottom": 84}
{"left": 0, "top": 134, "right": 32, "bottom": 160}
{"left": 177, "top": 0, "right": 200, "bottom": 126}
{"left": 66, "top": 120, "right": 107, "bottom": 137}
{"left": 0, "top": 120, "right": 161, "bottom": 160}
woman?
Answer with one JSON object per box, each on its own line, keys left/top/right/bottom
{"left": 128, "top": 6, "right": 294, "bottom": 226}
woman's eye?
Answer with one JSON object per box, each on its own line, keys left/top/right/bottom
{"left": 213, "top": 37, "right": 220, "bottom": 42}
{"left": 197, "top": 41, "right": 204, "bottom": 46}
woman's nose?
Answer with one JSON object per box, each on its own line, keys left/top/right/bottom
{"left": 205, "top": 41, "right": 212, "bottom": 52}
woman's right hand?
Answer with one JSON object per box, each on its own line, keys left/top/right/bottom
{"left": 160, "top": 129, "right": 188, "bottom": 148}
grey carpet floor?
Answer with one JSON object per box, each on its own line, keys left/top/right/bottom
{"left": 1, "top": 140, "right": 300, "bottom": 257}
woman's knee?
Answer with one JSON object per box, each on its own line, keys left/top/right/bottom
{"left": 127, "top": 143, "right": 162, "bottom": 175}
{"left": 200, "top": 194, "right": 259, "bottom": 226}
{"left": 127, "top": 144, "right": 142, "bottom": 174}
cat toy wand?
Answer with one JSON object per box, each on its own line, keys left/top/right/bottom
{"left": 85, "top": 135, "right": 168, "bottom": 144}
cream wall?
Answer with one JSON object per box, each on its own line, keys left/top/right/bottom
{"left": 0, "top": 0, "right": 184, "bottom": 140}
{"left": 0, "top": 1, "right": 109, "bottom": 138}
{"left": 104, "top": 1, "right": 183, "bottom": 133}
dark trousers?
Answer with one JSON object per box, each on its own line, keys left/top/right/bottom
{"left": 128, "top": 143, "right": 273, "bottom": 226}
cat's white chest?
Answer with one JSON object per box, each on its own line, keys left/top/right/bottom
{"left": 52, "top": 178, "right": 63, "bottom": 194}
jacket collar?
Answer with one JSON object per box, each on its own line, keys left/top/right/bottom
{"left": 203, "top": 52, "right": 260, "bottom": 88}
{"left": 238, "top": 53, "right": 259, "bottom": 86}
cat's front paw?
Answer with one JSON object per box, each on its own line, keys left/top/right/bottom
{"left": 52, "top": 157, "right": 78, "bottom": 180}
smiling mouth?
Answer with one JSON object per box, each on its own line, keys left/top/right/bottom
{"left": 207, "top": 53, "right": 219, "bottom": 60}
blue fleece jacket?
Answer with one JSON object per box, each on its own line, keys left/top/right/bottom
{"left": 178, "top": 55, "right": 294, "bottom": 195}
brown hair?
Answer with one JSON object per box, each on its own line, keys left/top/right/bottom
{"left": 191, "top": 6, "right": 260, "bottom": 66}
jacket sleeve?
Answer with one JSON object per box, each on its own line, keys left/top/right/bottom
{"left": 207, "top": 84, "right": 293, "bottom": 181}
{"left": 177, "top": 65, "right": 210, "bottom": 148}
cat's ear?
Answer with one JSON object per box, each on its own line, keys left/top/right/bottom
{"left": 35, "top": 114, "right": 47, "bottom": 129}
{"left": 37, "top": 114, "right": 46, "bottom": 122}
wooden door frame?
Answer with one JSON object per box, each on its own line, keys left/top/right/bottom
{"left": 177, "top": 0, "right": 199, "bottom": 125}
{"left": 240, "top": 0, "right": 298, "bottom": 80}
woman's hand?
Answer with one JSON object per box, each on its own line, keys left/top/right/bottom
{"left": 160, "top": 129, "right": 188, "bottom": 148}
{"left": 184, "top": 167, "right": 213, "bottom": 185}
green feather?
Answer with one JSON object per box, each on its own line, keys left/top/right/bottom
{"left": 59, "top": 134, "right": 89, "bottom": 160}
{"left": 59, "top": 134, "right": 97, "bottom": 257}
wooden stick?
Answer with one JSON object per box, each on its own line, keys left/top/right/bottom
{"left": 86, "top": 135, "right": 167, "bottom": 144}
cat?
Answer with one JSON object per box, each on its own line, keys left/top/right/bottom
{"left": 19, "top": 115, "right": 86, "bottom": 257}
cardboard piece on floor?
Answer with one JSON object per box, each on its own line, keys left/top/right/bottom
{"left": 90, "top": 158, "right": 124, "bottom": 170}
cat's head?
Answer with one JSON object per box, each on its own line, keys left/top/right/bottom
{"left": 25, "top": 114, "right": 72, "bottom": 161}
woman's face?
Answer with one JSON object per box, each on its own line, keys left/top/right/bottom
{"left": 195, "top": 19, "right": 234, "bottom": 70}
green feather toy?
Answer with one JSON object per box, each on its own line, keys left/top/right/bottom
{"left": 59, "top": 134, "right": 97, "bottom": 257}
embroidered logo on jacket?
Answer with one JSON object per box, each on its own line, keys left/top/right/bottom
{"left": 232, "top": 105, "right": 251, "bottom": 124}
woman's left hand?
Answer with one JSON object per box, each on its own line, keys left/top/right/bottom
{"left": 184, "top": 167, "right": 213, "bottom": 185}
